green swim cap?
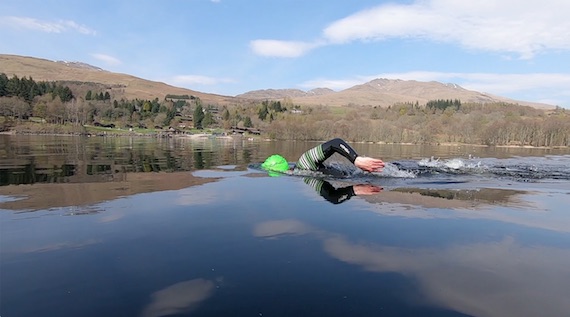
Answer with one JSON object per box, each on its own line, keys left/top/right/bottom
{"left": 262, "top": 154, "right": 289, "bottom": 172}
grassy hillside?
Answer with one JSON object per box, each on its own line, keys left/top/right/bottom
{"left": 285, "top": 79, "right": 553, "bottom": 109}
{"left": 0, "top": 54, "right": 234, "bottom": 105}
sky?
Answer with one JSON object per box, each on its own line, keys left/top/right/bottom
{"left": 1, "top": 0, "right": 570, "bottom": 108}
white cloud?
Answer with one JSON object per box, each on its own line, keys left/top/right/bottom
{"left": 323, "top": 0, "right": 570, "bottom": 59}
{"left": 250, "top": 39, "right": 320, "bottom": 58}
{"left": 91, "top": 53, "right": 121, "bottom": 66}
{"left": 60, "top": 20, "right": 96, "bottom": 35}
{"left": 300, "top": 71, "right": 570, "bottom": 106}
{"left": 1, "top": 16, "right": 96, "bottom": 35}
{"left": 252, "top": 0, "right": 570, "bottom": 59}
{"left": 171, "top": 74, "right": 235, "bottom": 86}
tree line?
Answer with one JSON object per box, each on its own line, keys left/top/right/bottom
{"left": 426, "top": 99, "right": 461, "bottom": 111}
{"left": 85, "top": 90, "right": 110, "bottom": 101}
{"left": 259, "top": 102, "right": 569, "bottom": 147}
{"left": 0, "top": 73, "right": 74, "bottom": 104}
{"left": 0, "top": 74, "right": 207, "bottom": 128}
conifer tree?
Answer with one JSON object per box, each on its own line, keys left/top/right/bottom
{"left": 193, "top": 104, "right": 204, "bottom": 129}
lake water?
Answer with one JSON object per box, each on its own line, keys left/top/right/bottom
{"left": 1, "top": 135, "right": 570, "bottom": 317}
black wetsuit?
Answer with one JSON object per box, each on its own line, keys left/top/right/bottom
{"left": 296, "top": 139, "right": 362, "bottom": 203}
{"left": 295, "top": 138, "right": 359, "bottom": 171}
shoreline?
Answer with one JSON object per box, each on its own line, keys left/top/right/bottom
{"left": 1, "top": 130, "right": 567, "bottom": 150}
{"left": 0, "top": 126, "right": 570, "bottom": 149}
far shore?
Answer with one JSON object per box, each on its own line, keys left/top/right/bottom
{"left": 1, "top": 128, "right": 567, "bottom": 150}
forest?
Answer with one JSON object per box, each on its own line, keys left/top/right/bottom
{"left": 261, "top": 102, "right": 569, "bottom": 147}
{"left": 0, "top": 73, "right": 568, "bottom": 147}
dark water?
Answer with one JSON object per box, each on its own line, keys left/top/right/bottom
{"left": 1, "top": 135, "right": 570, "bottom": 317}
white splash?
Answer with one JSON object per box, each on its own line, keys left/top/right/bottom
{"left": 376, "top": 163, "right": 417, "bottom": 178}
{"left": 418, "top": 157, "right": 485, "bottom": 173}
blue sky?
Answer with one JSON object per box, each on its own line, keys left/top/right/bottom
{"left": 1, "top": 0, "right": 569, "bottom": 108}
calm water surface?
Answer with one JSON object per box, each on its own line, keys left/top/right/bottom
{"left": 1, "top": 135, "right": 570, "bottom": 317}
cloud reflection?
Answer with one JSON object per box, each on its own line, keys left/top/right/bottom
{"left": 324, "top": 236, "right": 570, "bottom": 317}
{"left": 254, "top": 219, "right": 570, "bottom": 316}
{"left": 176, "top": 186, "right": 220, "bottom": 206}
{"left": 140, "top": 278, "right": 216, "bottom": 317}
{"left": 253, "top": 219, "right": 313, "bottom": 238}
{"left": 15, "top": 239, "right": 101, "bottom": 254}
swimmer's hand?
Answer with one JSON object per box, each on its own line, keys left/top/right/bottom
{"left": 355, "top": 156, "right": 385, "bottom": 172}
{"left": 353, "top": 184, "right": 383, "bottom": 196}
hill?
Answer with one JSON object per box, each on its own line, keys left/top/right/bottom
{"left": 0, "top": 54, "right": 234, "bottom": 105}
{"left": 1, "top": 54, "right": 554, "bottom": 109}
{"left": 237, "top": 87, "right": 335, "bottom": 99}
{"left": 240, "top": 78, "right": 554, "bottom": 109}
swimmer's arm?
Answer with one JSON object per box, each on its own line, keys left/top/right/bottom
{"left": 354, "top": 156, "right": 385, "bottom": 172}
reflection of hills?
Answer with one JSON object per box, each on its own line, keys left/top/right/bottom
{"left": 0, "top": 171, "right": 217, "bottom": 211}
{"left": 360, "top": 187, "right": 526, "bottom": 209}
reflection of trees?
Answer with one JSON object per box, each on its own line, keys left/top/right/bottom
{"left": 0, "top": 161, "right": 76, "bottom": 186}
{"left": 0, "top": 136, "right": 257, "bottom": 186}
{"left": 164, "top": 150, "right": 177, "bottom": 172}
{"left": 242, "top": 148, "right": 251, "bottom": 164}
{"left": 193, "top": 150, "right": 214, "bottom": 169}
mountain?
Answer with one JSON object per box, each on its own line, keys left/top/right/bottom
{"left": 1, "top": 54, "right": 553, "bottom": 109}
{"left": 0, "top": 54, "right": 234, "bottom": 105}
{"left": 240, "top": 78, "right": 553, "bottom": 109}
{"left": 237, "top": 87, "right": 335, "bottom": 99}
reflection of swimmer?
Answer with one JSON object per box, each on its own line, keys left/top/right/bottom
{"left": 304, "top": 177, "right": 382, "bottom": 204}
{"left": 262, "top": 138, "right": 385, "bottom": 174}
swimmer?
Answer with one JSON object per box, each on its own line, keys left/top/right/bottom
{"left": 262, "top": 138, "right": 385, "bottom": 174}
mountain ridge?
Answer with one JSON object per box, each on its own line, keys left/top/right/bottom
{"left": 240, "top": 78, "right": 553, "bottom": 109}
{"left": 235, "top": 87, "right": 335, "bottom": 99}
{"left": 0, "top": 54, "right": 553, "bottom": 109}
